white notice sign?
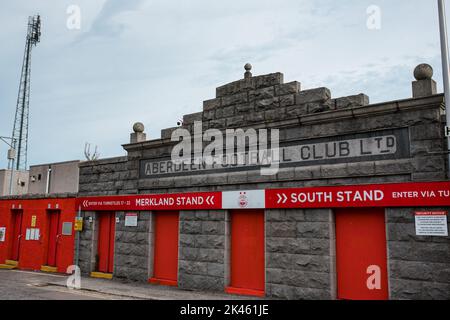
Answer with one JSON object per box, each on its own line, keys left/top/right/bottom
{"left": 125, "top": 213, "right": 138, "bottom": 227}
{"left": 25, "top": 228, "right": 40, "bottom": 240}
{"left": 0, "top": 227, "right": 5, "bottom": 242}
{"left": 415, "top": 211, "right": 448, "bottom": 236}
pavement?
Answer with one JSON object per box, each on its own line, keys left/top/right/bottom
{"left": 0, "top": 269, "right": 258, "bottom": 300}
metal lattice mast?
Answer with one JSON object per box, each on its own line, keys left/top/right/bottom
{"left": 8, "top": 15, "right": 41, "bottom": 171}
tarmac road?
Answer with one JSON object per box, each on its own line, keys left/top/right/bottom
{"left": 0, "top": 268, "right": 255, "bottom": 300}
{"left": 0, "top": 269, "right": 131, "bottom": 300}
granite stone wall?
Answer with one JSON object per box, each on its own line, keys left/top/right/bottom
{"left": 386, "top": 207, "right": 450, "bottom": 300}
{"left": 78, "top": 73, "right": 447, "bottom": 197}
{"left": 79, "top": 157, "right": 134, "bottom": 196}
{"left": 77, "top": 211, "right": 96, "bottom": 275}
{"left": 265, "top": 209, "right": 335, "bottom": 300}
{"left": 178, "top": 210, "right": 226, "bottom": 292}
{"left": 74, "top": 69, "right": 449, "bottom": 299}
{"left": 114, "top": 211, "right": 151, "bottom": 282}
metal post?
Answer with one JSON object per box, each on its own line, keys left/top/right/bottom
{"left": 9, "top": 161, "right": 15, "bottom": 195}
{"left": 8, "top": 140, "right": 16, "bottom": 195}
{"left": 74, "top": 205, "right": 81, "bottom": 268}
{"left": 438, "top": 0, "right": 450, "bottom": 178}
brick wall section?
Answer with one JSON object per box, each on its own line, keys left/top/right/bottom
{"left": 114, "top": 211, "right": 151, "bottom": 282}
{"left": 178, "top": 210, "right": 226, "bottom": 292}
{"left": 386, "top": 208, "right": 450, "bottom": 299}
{"left": 265, "top": 209, "right": 335, "bottom": 299}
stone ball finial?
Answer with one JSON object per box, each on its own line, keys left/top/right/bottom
{"left": 244, "top": 63, "right": 252, "bottom": 79}
{"left": 414, "top": 64, "right": 433, "bottom": 80}
{"left": 133, "top": 122, "right": 145, "bottom": 133}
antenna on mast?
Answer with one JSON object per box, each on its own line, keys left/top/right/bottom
{"left": 9, "top": 15, "right": 42, "bottom": 171}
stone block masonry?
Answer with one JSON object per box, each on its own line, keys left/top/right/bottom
{"left": 74, "top": 64, "right": 450, "bottom": 300}
{"left": 178, "top": 211, "right": 226, "bottom": 292}
{"left": 80, "top": 65, "right": 447, "bottom": 196}
{"left": 77, "top": 211, "right": 97, "bottom": 275}
{"left": 386, "top": 208, "right": 450, "bottom": 299}
{"left": 114, "top": 212, "right": 151, "bottom": 282}
{"left": 265, "top": 209, "right": 335, "bottom": 300}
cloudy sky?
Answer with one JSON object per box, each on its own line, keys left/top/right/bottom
{"left": 0, "top": 0, "right": 446, "bottom": 168}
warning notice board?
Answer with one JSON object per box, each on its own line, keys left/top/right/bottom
{"left": 415, "top": 211, "right": 448, "bottom": 236}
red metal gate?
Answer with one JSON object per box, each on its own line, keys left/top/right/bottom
{"left": 46, "top": 210, "right": 60, "bottom": 267}
{"left": 97, "top": 212, "right": 115, "bottom": 274}
{"left": 335, "top": 208, "right": 389, "bottom": 300}
{"left": 150, "top": 211, "right": 179, "bottom": 286}
{"left": 226, "top": 210, "right": 265, "bottom": 297}
{"left": 9, "top": 210, "right": 23, "bottom": 261}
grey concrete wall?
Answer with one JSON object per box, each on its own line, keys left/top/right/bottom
{"left": 49, "top": 161, "right": 80, "bottom": 194}
{"left": 386, "top": 207, "right": 450, "bottom": 300}
{"left": 29, "top": 161, "right": 80, "bottom": 195}
{"left": 27, "top": 165, "right": 49, "bottom": 195}
{"left": 0, "top": 170, "right": 29, "bottom": 196}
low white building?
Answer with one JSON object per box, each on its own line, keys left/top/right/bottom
{"left": 0, "top": 169, "right": 29, "bottom": 196}
{"left": 28, "top": 160, "right": 80, "bottom": 195}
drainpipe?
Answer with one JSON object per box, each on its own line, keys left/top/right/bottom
{"left": 9, "top": 161, "right": 15, "bottom": 196}
{"left": 45, "top": 166, "right": 52, "bottom": 194}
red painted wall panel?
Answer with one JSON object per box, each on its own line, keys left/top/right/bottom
{"left": 0, "top": 198, "right": 76, "bottom": 273}
{"left": 46, "top": 211, "right": 60, "bottom": 266}
{"left": 97, "top": 212, "right": 115, "bottom": 274}
{"left": 0, "top": 201, "right": 11, "bottom": 263}
{"left": 55, "top": 205, "right": 77, "bottom": 273}
{"left": 335, "top": 208, "right": 389, "bottom": 300}
{"left": 151, "top": 211, "right": 179, "bottom": 285}
{"left": 227, "top": 210, "right": 265, "bottom": 296}
{"left": 10, "top": 210, "right": 23, "bottom": 261}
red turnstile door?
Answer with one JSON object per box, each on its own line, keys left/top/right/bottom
{"left": 226, "top": 210, "right": 265, "bottom": 297}
{"left": 151, "top": 211, "right": 179, "bottom": 286}
{"left": 46, "top": 211, "right": 60, "bottom": 267}
{"left": 9, "top": 210, "right": 23, "bottom": 261}
{"left": 335, "top": 208, "right": 389, "bottom": 300}
{"left": 97, "top": 212, "right": 116, "bottom": 274}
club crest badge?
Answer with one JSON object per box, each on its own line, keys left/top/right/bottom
{"left": 238, "top": 192, "right": 248, "bottom": 208}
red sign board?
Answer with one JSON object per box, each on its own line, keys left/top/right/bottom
{"left": 415, "top": 211, "right": 447, "bottom": 216}
{"left": 265, "top": 182, "right": 450, "bottom": 209}
{"left": 77, "top": 182, "right": 450, "bottom": 211}
{"left": 77, "top": 192, "right": 221, "bottom": 211}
